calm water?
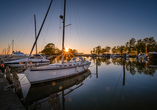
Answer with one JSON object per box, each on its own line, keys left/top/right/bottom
{"left": 20, "top": 57, "right": 157, "bottom": 110}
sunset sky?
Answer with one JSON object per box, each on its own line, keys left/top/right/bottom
{"left": 0, "top": 0, "right": 157, "bottom": 54}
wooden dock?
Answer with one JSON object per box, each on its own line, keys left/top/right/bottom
{"left": 0, "top": 70, "right": 25, "bottom": 110}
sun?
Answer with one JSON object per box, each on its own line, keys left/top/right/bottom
{"left": 65, "top": 48, "right": 69, "bottom": 52}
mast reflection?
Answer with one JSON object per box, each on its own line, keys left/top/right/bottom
{"left": 22, "top": 70, "right": 91, "bottom": 109}
{"left": 122, "top": 58, "right": 125, "bottom": 86}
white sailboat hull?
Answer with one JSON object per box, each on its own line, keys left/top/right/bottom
{"left": 21, "top": 69, "right": 91, "bottom": 105}
{"left": 24, "top": 62, "right": 91, "bottom": 84}
{"left": 4, "top": 54, "right": 50, "bottom": 68}
{"left": 6, "top": 62, "right": 49, "bottom": 68}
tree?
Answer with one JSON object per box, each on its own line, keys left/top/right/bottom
{"left": 72, "top": 49, "right": 78, "bottom": 53}
{"left": 90, "top": 50, "right": 93, "bottom": 54}
{"left": 68, "top": 48, "right": 78, "bottom": 53}
{"left": 130, "top": 38, "right": 136, "bottom": 47}
{"left": 101, "top": 48, "right": 106, "bottom": 54}
{"left": 154, "top": 42, "right": 157, "bottom": 52}
{"left": 125, "top": 42, "right": 129, "bottom": 53}
{"left": 96, "top": 46, "right": 101, "bottom": 54}
{"left": 144, "top": 37, "right": 156, "bottom": 52}
{"left": 129, "top": 38, "right": 136, "bottom": 53}
{"left": 93, "top": 48, "right": 96, "bottom": 54}
{"left": 40, "top": 43, "right": 61, "bottom": 55}
{"left": 135, "top": 39, "right": 144, "bottom": 54}
{"left": 112, "top": 46, "right": 117, "bottom": 53}
{"left": 105, "top": 46, "right": 111, "bottom": 53}
{"left": 117, "top": 45, "right": 125, "bottom": 55}
{"left": 55, "top": 47, "right": 62, "bottom": 54}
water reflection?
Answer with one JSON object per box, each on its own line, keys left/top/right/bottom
{"left": 89, "top": 57, "right": 157, "bottom": 76}
{"left": 17, "top": 56, "right": 157, "bottom": 110}
{"left": 90, "top": 57, "right": 111, "bottom": 66}
{"left": 21, "top": 70, "right": 91, "bottom": 110}
{"left": 123, "top": 59, "right": 125, "bottom": 86}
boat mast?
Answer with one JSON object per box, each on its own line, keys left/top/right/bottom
{"left": 28, "top": 0, "right": 53, "bottom": 60}
{"left": 34, "top": 15, "right": 37, "bottom": 54}
{"left": 12, "top": 39, "right": 14, "bottom": 53}
{"left": 61, "top": 0, "right": 66, "bottom": 63}
{"left": 62, "top": 0, "right": 66, "bottom": 51}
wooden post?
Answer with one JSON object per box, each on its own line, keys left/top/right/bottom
{"left": 12, "top": 71, "right": 24, "bottom": 101}
{"left": 6, "top": 66, "right": 13, "bottom": 84}
{"left": 96, "top": 58, "right": 98, "bottom": 78}
{"left": 123, "top": 59, "right": 125, "bottom": 86}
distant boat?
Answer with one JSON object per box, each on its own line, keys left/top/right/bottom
{"left": 137, "top": 53, "right": 146, "bottom": 60}
{"left": 22, "top": 0, "right": 91, "bottom": 84}
{"left": 105, "top": 54, "right": 111, "bottom": 58}
{"left": 91, "top": 53, "right": 97, "bottom": 57}
{"left": 147, "top": 52, "right": 157, "bottom": 61}
{"left": 4, "top": 54, "right": 50, "bottom": 68}
{"left": 10, "top": 51, "right": 28, "bottom": 60}
{"left": 110, "top": 54, "right": 119, "bottom": 58}
{"left": 148, "top": 60, "right": 157, "bottom": 68}
{"left": 121, "top": 53, "right": 129, "bottom": 58}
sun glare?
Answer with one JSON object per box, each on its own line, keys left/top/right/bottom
{"left": 65, "top": 48, "right": 69, "bottom": 52}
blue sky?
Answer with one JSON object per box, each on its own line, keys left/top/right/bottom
{"left": 0, "top": 0, "right": 157, "bottom": 54}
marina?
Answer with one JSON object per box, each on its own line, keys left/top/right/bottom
{"left": 0, "top": 0, "right": 157, "bottom": 110}
{"left": 1, "top": 57, "right": 157, "bottom": 109}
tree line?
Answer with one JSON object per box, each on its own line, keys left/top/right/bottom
{"left": 90, "top": 46, "right": 111, "bottom": 54}
{"left": 90, "top": 37, "right": 157, "bottom": 55}
{"left": 39, "top": 43, "right": 78, "bottom": 55}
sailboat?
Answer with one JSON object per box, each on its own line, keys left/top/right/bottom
{"left": 23, "top": 0, "right": 91, "bottom": 84}
{"left": 4, "top": 15, "right": 50, "bottom": 68}
{"left": 4, "top": 54, "right": 50, "bottom": 68}
{"left": 20, "top": 70, "right": 91, "bottom": 108}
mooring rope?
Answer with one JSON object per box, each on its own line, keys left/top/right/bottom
{"left": 90, "top": 63, "right": 96, "bottom": 67}
{"left": 107, "top": 71, "right": 123, "bottom": 110}
{"left": 118, "top": 82, "right": 124, "bottom": 110}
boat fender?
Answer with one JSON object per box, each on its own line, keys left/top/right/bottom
{"left": 0, "top": 63, "right": 4, "bottom": 67}
{"left": 41, "top": 60, "right": 43, "bottom": 63}
{"left": 0, "top": 63, "right": 5, "bottom": 73}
